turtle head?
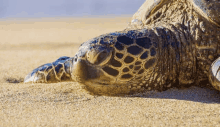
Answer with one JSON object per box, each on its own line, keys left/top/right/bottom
{"left": 72, "top": 30, "right": 158, "bottom": 95}
{"left": 72, "top": 36, "right": 132, "bottom": 95}
{"left": 72, "top": 41, "right": 115, "bottom": 85}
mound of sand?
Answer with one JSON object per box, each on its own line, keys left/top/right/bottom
{"left": 0, "top": 16, "right": 220, "bottom": 126}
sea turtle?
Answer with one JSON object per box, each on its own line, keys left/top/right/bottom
{"left": 24, "top": 0, "right": 220, "bottom": 95}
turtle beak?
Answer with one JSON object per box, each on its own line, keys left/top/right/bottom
{"left": 71, "top": 58, "right": 88, "bottom": 83}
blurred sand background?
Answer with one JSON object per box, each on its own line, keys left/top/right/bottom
{"left": 0, "top": 16, "right": 220, "bottom": 126}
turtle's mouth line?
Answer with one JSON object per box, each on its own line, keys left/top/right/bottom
{"left": 88, "top": 80, "right": 111, "bottom": 86}
{"left": 94, "top": 81, "right": 110, "bottom": 85}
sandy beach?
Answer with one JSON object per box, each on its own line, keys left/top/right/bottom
{"left": 0, "top": 16, "right": 220, "bottom": 126}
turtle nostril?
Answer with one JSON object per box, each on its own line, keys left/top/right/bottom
{"left": 74, "top": 56, "right": 78, "bottom": 62}
{"left": 74, "top": 58, "right": 78, "bottom": 62}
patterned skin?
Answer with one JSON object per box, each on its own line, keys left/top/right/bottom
{"left": 24, "top": 0, "right": 220, "bottom": 95}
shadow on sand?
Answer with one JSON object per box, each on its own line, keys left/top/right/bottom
{"left": 5, "top": 77, "right": 220, "bottom": 104}
{"left": 6, "top": 78, "right": 24, "bottom": 83}
{"left": 128, "top": 86, "right": 220, "bottom": 104}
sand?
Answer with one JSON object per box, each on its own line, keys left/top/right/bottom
{"left": 0, "top": 16, "right": 220, "bottom": 126}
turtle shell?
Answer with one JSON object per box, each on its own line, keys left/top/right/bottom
{"left": 130, "top": 0, "right": 220, "bottom": 27}
{"left": 191, "top": 0, "right": 220, "bottom": 26}
{"left": 130, "top": 0, "right": 166, "bottom": 27}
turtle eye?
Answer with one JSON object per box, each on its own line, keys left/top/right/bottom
{"left": 95, "top": 51, "right": 108, "bottom": 65}
{"left": 87, "top": 48, "right": 112, "bottom": 65}
{"left": 95, "top": 50, "right": 112, "bottom": 66}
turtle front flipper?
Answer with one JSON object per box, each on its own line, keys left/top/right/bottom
{"left": 209, "top": 57, "right": 220, "bottom": 91}
{"left": 24, "top": 56, "right": 75, "bottom": 83}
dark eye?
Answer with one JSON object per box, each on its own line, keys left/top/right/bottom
{"left": 86, "top": 47, "right": 112, "bottom": 65}
{"left": 95, "top": 51, "right": 107, "bottom": 64}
